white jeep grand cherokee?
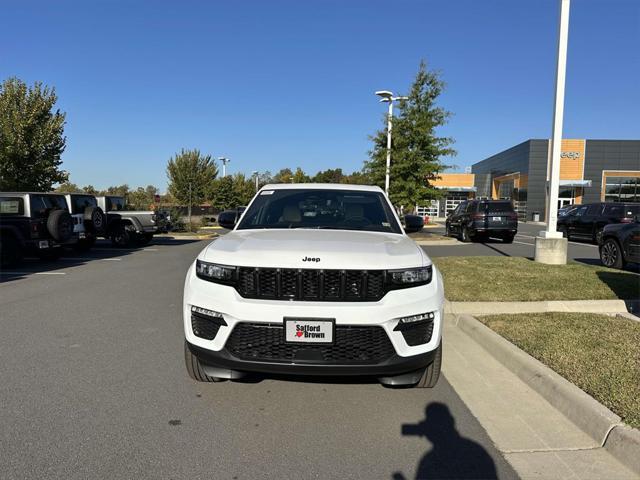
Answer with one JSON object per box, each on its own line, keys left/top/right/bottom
{"left": 183, "top": 184, "right": 444, "bottom": 388}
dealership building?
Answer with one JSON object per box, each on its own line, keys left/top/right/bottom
{"left": 423, "top": 139, "right": 640, "bottom": 220}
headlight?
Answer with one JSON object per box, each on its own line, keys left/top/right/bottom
{"left": 388, "top": 266, "right": 432, "bottom": 286}
{"left": 196, "top": 260, "right": 237, "bottom": 283}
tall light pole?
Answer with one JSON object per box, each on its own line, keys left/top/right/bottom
{"left": 218, "top": 157, "right": 230, "bottom": 177}
{"left": 375, "top": 90, "right": 408, "bottom": 195}
{"left": 535, "top": 0, "right": 570, "bottom": 265}
{"left": 252, "top": 170, "right": 259, "bottom": 192}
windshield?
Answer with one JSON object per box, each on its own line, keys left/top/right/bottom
{"left": 236, "top": 188, "right": 402, "bottom": 234}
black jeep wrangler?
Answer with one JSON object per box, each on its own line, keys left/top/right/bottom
{"left": 0, "top": 192, "right": 78, "bottom": 266}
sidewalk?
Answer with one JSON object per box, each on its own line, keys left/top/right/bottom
{"left": 442, "top": 314, "right": 636, "bottom": 479}
{"left": 444, "top": 299, "right": 633, "bottom": 316}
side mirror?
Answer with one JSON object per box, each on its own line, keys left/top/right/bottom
{"left": 217, "top": 211, "right": 237, "bottom": 230}
{"left": 404, "top": 215, "right": 424, "bottom": 234}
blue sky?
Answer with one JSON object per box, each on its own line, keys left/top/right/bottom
{"left": 1, "top": 0, "right": 638, "bottom": 191}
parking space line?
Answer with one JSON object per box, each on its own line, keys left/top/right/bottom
{"left": 1, "top": 271, "right": 67, "bottom": 276}
{"left": 59, "top": 257, "right": 123, "bottom": 262}
{"left": 92, "top": 247, "right": 159, "bottom": 252}
{"left": 569, "top": 241, "right": 598, "bottom": 248}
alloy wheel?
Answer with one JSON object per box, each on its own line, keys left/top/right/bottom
{"left": 600, "top": 240, "right": 619, "bottom": 267}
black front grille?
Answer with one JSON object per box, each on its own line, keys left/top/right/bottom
{"left": 394, "top": 320, "right": 434, "bottom": 347}
{"left": 191, "top": 312, "right": 226, "bottom": 340}
{"left": 226, "top": 323, "right": 395, "bottom": 364}
{"left": 236, "top": 268, "right": 387, "bottom": 301}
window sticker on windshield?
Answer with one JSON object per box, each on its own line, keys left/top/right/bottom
{"left": 0, "top": 201, "right": 19, "bottom": 213}
{"left": 260, "top": 190, "right": 274, "bottom": 195}
{"left": 382, "top": 222, "right": 390, "bottom": 227}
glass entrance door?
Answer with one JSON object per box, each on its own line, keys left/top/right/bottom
{"left": 558, "top": 198, "right": 574, "bottom": 209}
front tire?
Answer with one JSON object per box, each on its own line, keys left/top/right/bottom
{"left": 600, "top": 238, "right": 625, "bottom": 269}
{"left": 184, "top": 342, "right": 223, "bottom": 382}
{"left": 414, "top": 342, "right": 442, "bottom": 388}
{"left": 111, "top": 224, "right": 135, "bottom": 247}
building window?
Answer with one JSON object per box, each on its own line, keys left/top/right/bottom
{"left": 604, "top": 176, "right": 640, "bottom": 203}
{"left": 498, "top": 180, "right": 514, "bottom": 199}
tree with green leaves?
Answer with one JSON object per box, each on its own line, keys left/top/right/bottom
{"left": 292, "top": 167, "right": 309, "bottom": 183}
{"left": 55, "top": 181, "right": 80, "bottom": 193}
{"left": 232, "top": 173, "right": 256, "bottom": 206}
{"left": 166, "top": 148, "right": 218, "bottom": 223}
{"left": 341, "top": 171, "right": 371, "bottom": 185}
{"left": 0, "top": 77, "right": 68, "bottom": 191}
{"left": 312, "top": 168, "right": 344, "bottom": 183}
{"left": 271, "top": 168, "right": 294, "bottom": 184}
{"left": 105, "top": 184, "right": 130, "bottom": 197}
{"left": 127, "top": 185, "right": 159, "bottom": 210}
{"left": 364, "top": 61, "right": 456, "bottom": 208}
{"left": 210, "top": 176, "right": 235, "bottom": 211}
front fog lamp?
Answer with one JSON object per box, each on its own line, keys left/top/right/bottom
{"left": 398, "top": 312, "right": 435, "bottom": 324}
{"left": 196, "top": 260, "right": 236, "bottom": 282}
{"left": 389, "top": 266, "right": 432, "bottom": 285}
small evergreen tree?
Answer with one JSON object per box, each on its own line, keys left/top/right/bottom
{"left": 166, "top": 149, "right": 217, "bottom": 222}
{"left": 364, "top": 61, "right": 456, "bottom": 207}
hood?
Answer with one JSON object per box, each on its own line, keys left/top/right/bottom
{"left": 202, "top": 229, "right": 427, "bottom": 270}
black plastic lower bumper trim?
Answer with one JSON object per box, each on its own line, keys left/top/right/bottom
{"left": 187, "top": 341, "right": 437, "bottom": 377}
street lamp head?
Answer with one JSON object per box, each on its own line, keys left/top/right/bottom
{"left": 375, "top": 90, "right": 393, "bottom": 100}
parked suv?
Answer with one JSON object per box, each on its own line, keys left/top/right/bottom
{"left": 598, "top": 218, "right": 640, "bottom": 269}
{"left": 0, "top": 192, "right": 76, "bottom": 266}
{"left": 557, "top": 202, "right": 640, "bottom": 243}
{"left": 62, "top": 193, "right": 106, "bottom": 251}
{"left": 445, "top": 199, "right": 518, "bottom": 243}
{"left": 183, "top": 184, "right": 444, "bottom": 388}
{"left": 96, "top": 195, "right": 164, "bottom": 247}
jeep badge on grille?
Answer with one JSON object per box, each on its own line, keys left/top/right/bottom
{"left": 302, "top": 256, "right": 320, "bottom": 262}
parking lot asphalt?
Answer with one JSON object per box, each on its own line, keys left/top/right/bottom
{"left": 422, "top": 222, "right": 601, "bottom": 264}
{"left": 0, "top": 239, "right": 517, "bottom": 479}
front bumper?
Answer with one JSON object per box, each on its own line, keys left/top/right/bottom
{"left": 183, "top": 261, "right": 445, "bottom": 373}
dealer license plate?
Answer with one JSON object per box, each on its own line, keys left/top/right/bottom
{"left": 492, "top": 216, "right": 502, "bottom": 221}
{"left": 284, "top": 318, "right": 334, "bottom": 344}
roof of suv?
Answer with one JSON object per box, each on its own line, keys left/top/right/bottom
{"left": 0, "top": 192, "right": 66, "bottom": 196}
{"left": 260, "top": 183, "right": 383, "bottom": 192}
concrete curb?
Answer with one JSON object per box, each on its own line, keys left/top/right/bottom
{"left": 445, "top": 299, "right": 629, "bottom": 315}
{"left": 605, "top": 425, "right": 640, "bottom": 474}
{"left": 453, "top": 314, "right": 640, "bottom": 475}
{"left": 155, "top": 234, "right": 217, "bottom": 240}
{"left": 414, "top": 239, "right": 460, "bottom": 246}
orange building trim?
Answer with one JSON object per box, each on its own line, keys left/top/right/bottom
{"left": 432, "top": 173, "right": 475, "bottom": 188}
